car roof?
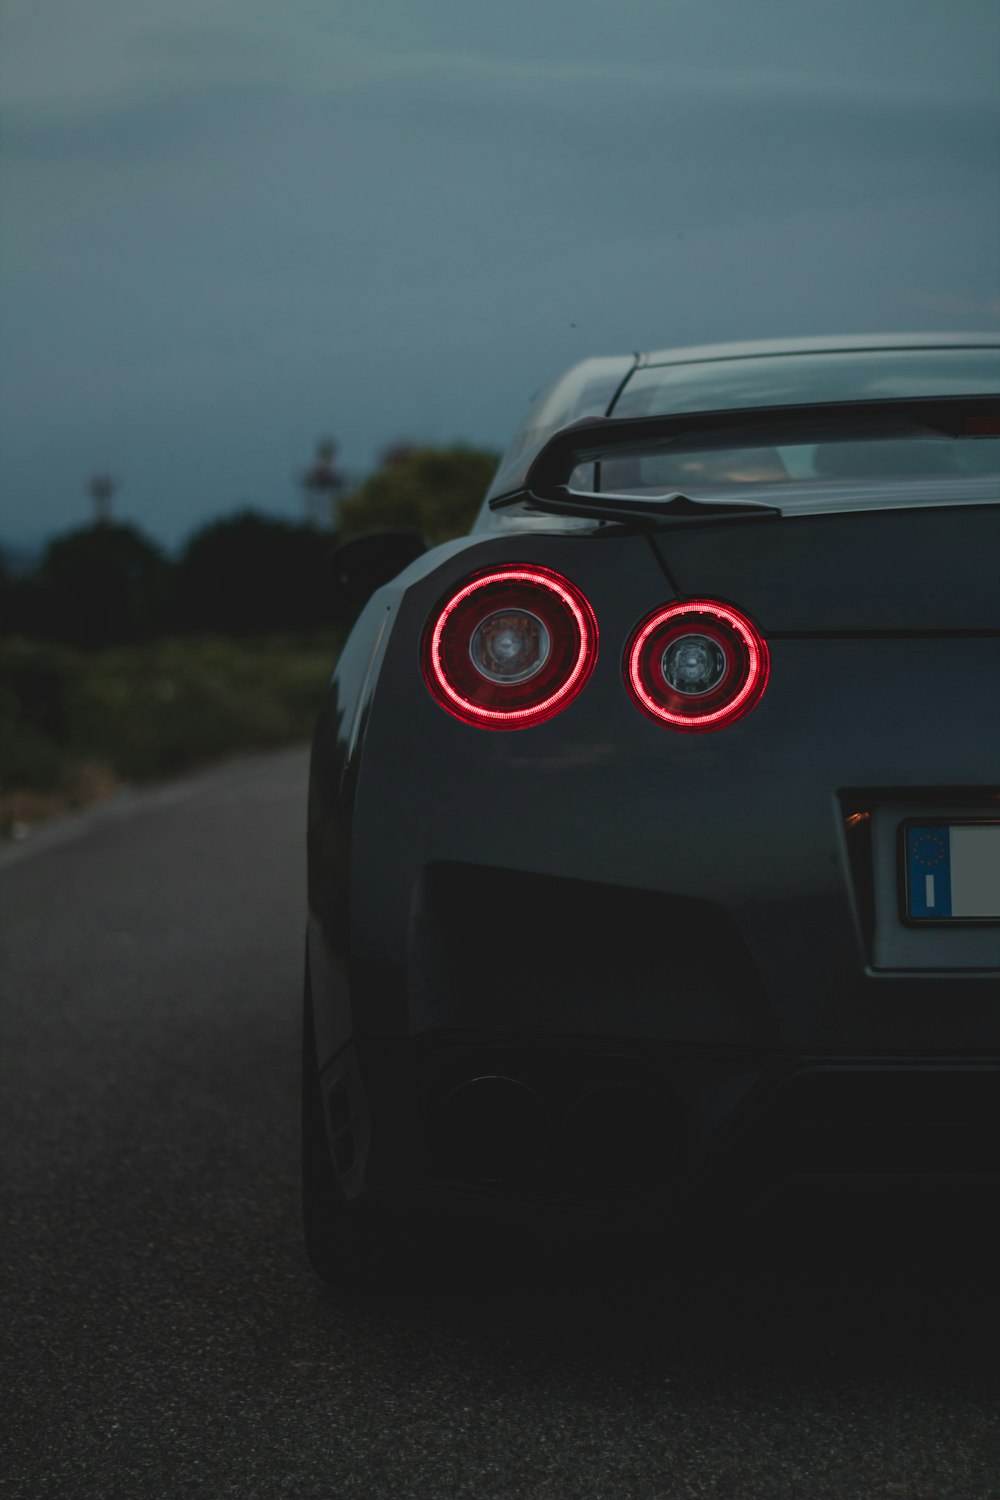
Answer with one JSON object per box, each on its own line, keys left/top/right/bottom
{"left": 635, "top": 332, "right": 1000, "bottom": 369}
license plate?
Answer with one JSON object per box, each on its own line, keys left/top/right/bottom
{"left": 903, "top": 821, "right": 1000, "bottom": 922}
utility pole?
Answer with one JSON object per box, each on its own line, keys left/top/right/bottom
{"left": 301, "top": 438, "right": 344, "bottom": 528}
{"left": 87, "top": 473, "right": 119, "bottom": 526}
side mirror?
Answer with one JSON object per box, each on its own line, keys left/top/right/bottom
{"left": 330, "top": 530, "right": 428, "bottom": 615}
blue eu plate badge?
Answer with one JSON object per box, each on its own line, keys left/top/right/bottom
{"left": 905, "top": 825, "right": 953, "bottom": 918}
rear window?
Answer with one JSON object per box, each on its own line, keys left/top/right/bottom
{"left": 594, "top": 435, "right": 1000, "bottom": 495}
{"left": 599, "top": 347, "right": 1000, "bottom": 495}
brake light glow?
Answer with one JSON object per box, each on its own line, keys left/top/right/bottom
{"left": 625, "top": 599, "right": 769, "bottom": 731}
{"left": 423, "top": 565, "right": 598, "bottom": 729}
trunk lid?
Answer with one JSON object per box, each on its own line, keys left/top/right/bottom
{"left": 650, "top": 503, "right": 1000, "bottom": 632}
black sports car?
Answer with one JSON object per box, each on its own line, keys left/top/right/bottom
{"left": 304, "top": 334, "right": 1000, "bottom": 1281}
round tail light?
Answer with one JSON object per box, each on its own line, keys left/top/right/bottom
{"left": 625, "top": 599, "right": 769, "bottom": 731}
{"left": 423, "top": 565, "right": 598, "bottom": 729}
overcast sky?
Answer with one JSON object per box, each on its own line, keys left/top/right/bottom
{"left": 1, "top": 0, "right": 998, "bottom": 552}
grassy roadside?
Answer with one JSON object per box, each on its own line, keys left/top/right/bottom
{"left": 1, "top": 632, "right": 342, "bottom": 837}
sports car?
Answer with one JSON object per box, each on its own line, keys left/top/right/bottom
{"left": 303, "top": 334, "right": 1000, "bottom": 1281}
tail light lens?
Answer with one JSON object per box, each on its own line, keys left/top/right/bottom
{"left": 423, "top": 565, "right": 598, "bottom": 729}
{"left": 626, "top": 599, "right": 769, "bottom": 731}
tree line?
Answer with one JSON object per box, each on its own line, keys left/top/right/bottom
{"left": 0, "top": 444, "right": 499, "bottom": 648}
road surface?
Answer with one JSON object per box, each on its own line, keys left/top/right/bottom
{"left": 2, "top": 747, "right": 999, "bottom": 1498}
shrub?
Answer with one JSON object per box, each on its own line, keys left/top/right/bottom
{"left": 0, "top": 632, "right": 341, "bottom": 805}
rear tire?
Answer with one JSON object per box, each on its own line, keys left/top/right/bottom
{"left": 301, "top": 969, "right": 395, "bottom": 1286}
{"left": 302, "top": 965, "right": 539, "bottom": 1290}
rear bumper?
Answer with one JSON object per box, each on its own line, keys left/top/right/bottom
{"left": 319, "top": 1034, "right": 1000, "bottom": 1235}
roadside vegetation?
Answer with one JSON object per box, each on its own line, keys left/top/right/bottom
{"left": 1, "top": 442, "right": 498, "bottom": 836}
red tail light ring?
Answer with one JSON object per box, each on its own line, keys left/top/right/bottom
{"left": 423, "top": 565, "right": 598, "bottom": 729}
{"left": 625, "top": 599, "right": 769, "bottom": 732}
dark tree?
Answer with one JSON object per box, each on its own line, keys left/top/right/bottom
{"left": 37, "top": 522, "right": 171, "bottom": 647}
{"left": 176, "top": 510, "right": 334, "bottom": 633}
{"left": 336, "top": 444, "right": 500, "bottom": 546}
{"left": 0, "top": 557, "right": 45, "bottom": 638}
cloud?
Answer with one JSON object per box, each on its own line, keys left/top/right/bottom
{"left": 907, "top": 292, "right": 1000, "bottom": 322}
{"left": 1, "top": 0, "right": 997, "bottom": 548}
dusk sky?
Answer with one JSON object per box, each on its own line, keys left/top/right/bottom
{"left": 2, "top": 0, "right": 998, "bottom": 552}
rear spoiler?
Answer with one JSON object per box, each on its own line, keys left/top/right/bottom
{"left": 488, "top": 395, "right": 1000, "bottom": 525}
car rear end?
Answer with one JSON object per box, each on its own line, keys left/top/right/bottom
{"left": 306, "top": 340, "right": 1000, "bottom": 1249}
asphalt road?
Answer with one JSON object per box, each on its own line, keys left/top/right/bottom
{"left": 2, "top": 746, "right": 999, "bottom": 1500}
